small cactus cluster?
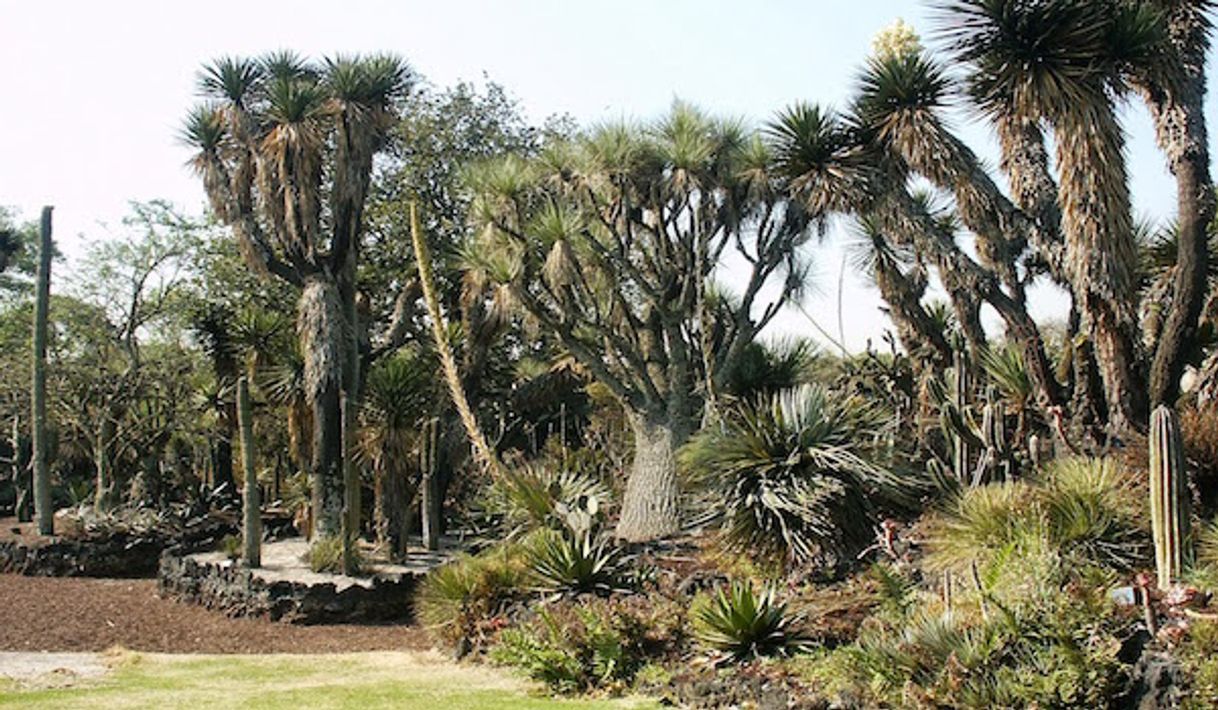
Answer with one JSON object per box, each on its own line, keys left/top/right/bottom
{"left": 1149, "top": 405, "right": 1190, "bottom": 590}
{"left": 932, "top": 351, "right": 1017, "bottom": 488}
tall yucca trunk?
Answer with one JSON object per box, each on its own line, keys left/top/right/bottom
{"left": 32, "top": 206, "right": 53, "bottom": 535}
{"left": 1054, "top": 107, "right": 1145, "bottom": 432}
{"left": 409, "top": 203, "right": 499, "bottom": 478}
{"left": 298, "top": 275, "right": 346, "bottom": 538}
{"left": 1143, "top": 4, "right": 1214, "bottom": 407}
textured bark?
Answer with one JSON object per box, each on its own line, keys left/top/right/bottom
{"left": 298, "top": 276, "right": 345, "bottom": 538}
{"left": 411, "top": 204, "right": 499, "bottom": 478}
{"left": 94, "top": 417, "right": 116, "bottom": 512}
{"left": 32, "top": 207, "right": 53, "bottom": 535}
{"left": 615, "top": 412, "right": 686, "bottom": 543}
{"left": 1054, "top": 108, "right": 1145, "bottom": 432}
{"left": 237, "top": 377, "right": 261, "bottom": 567}
{"left": 1142, "top": 4, "right": 1214, "bottom": 408}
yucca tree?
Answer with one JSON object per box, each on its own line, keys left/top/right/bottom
{"left": 937, "top": 0, "right": 1178, "bottom": 431}
{"left": 1131, "top": 0, "right": 1215, "bottom": 407}
{"left": 467, "top": 103, "right": 821, "bottom": 541}
{"left": 359, "top": 348, "right": 436, "bottom": 558}
{"left": 182, "top": 53, "right": 413, "bottom": 536}
{"left": 188, "top": 301, "right": 239, "bottom": 495}
{"left": 767, "top": 100, "right": 1065, "bottom": 422}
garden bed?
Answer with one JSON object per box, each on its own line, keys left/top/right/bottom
{"left": 0, "top": 515, "right": 235, "bottom": 578}
{"left": 159, "top": 537, "right": 457, "bottom": 624}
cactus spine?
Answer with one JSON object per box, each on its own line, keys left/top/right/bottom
{"left": 237, "top": 376, "right": 261, "bottom": 567}
{"left": 1149, "top": 405, "right": 1189, "bottom": 590}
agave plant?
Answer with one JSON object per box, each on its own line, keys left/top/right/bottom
{"left": 527, "top": 527, "right": 625, "bottom": 597}
{"left": 681, "top": 384, "right": 912, "bottom": 567}
{"left": 484, "top": 464, "right": 611, "bottom": 537}
{"left": 692, "top": 581, "right": 811, "bottom": 660}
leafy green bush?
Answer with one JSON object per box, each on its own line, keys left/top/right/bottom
{"left": 926, "top": 457, "right": 1148, "bottom": 578}
{"left": 838, "top": 588, "right": 1132, "bottom": 709}
{"left": 306, "top": 536, "right": 364, "bottom": 575}
{"left": 691, "top": 580, "right": 811, "bottom": 660}
{"left": 491, "top": 596, "right": 683, "bottom": 694}
{"left": 415, "top": 541, "right": 529, "bottom": 647}
{"left": 218, "top": 534, "right": 242, "bottom": 561}
{"left": 681, "top": 384, "right": 912, "bottom": 568}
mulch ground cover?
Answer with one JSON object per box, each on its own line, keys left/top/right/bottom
{"left": 0, "top": 575, "right": 432, "bottom": 654}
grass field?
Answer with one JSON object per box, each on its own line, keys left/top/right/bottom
{"left": 0, "top": 650, "right": 659, "bottom": 710}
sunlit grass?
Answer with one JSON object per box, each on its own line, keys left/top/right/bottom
{"left": 0, "top": 650, "right": 659, "bottom": 710}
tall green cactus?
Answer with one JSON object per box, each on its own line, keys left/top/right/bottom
{"left": 952, "top": 350, "right": 971, "bottom": 485}
{"left": 32, "top": 206, "right": 53, "bottom": 535}
{"left": 1149, "top": 405, "right": 1189, "bottom": 590}
{"left": 237, "top": 376, "right": 261, "bottom": 567}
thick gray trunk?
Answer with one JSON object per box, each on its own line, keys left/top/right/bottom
{"left": 299, "top": 276, "right": 346, "bottom": 538}
{"left": 615, "top": 412, "right": 686, "bottom": 542}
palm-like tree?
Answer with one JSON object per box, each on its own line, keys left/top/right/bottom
{"left": 938, "top": 0, "right": 1170, "bottom": 431}
{"left": 182, "top": 54, "right": 412, "bottom": 536}
{"left": 468, "top": 104, "right": 821, "bottom": 541}
{"left": 359, "top": 348, "right": 436, "bottom": 558}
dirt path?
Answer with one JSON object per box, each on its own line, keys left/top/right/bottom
{"left": 0, "top": 576, "right": 432, "bottom": 654}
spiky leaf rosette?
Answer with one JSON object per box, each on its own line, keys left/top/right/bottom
{"left": 681, "top": 384, "right": 912, "bottom": 568}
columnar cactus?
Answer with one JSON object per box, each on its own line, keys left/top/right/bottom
{"left": 1149, "top": 404, "right": 1190, "bottom": 590}
{"left": 237, "top": 376, "right": 261, "bottom": 567}
{"left": 952, "top": 350, "right": 971, "bottom": 485}
{"left": 32, "top": 206, "right": 53, "bottom": 535}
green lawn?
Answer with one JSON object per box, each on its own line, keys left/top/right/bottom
{"left": 0, "top": 651, "right": 659, "bottom": 710}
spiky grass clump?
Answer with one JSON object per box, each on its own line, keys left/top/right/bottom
{"left": 925, "top": 457, "right": 1148, "bottom": 581}
{"left": 306, "top": 536, "right": 364, "bottom": 575}
{"left": 691, "top": 581, "right": 812, "bottom": 661}
{"left": 415, "top": 542, "right": 529, "bottom": 641}
{"left": 681, "top": 384, "right": 912, "bottom": 569}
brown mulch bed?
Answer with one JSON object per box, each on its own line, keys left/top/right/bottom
{"left": 0, "top": 575, "right": 432, "bottom": 654}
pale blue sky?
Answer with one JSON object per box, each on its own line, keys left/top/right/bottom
{"left": 1, "top": 0, "right": 1211, "bottom": 349}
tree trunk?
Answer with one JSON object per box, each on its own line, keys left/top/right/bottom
{"left": 237, "top": 377, "right": 261, "bottom": 567}
{"left": 298, "top": 275, "right": 345, "bottom": 538}
{"left": 94, "top": 417, "right": 116, "bottom": 512}
{"left": 1142, "top": 7, "right": 1214, "bottom": 408}
{"left": 32, "top": 206, "right": 53, "bottom": 534}
{"left": 615, "top": 411, "right": 686, "bottom": 542}
{"left": 375, "top": 461, "right": 417, "bottom": 560}
{"left": 213, "top": 400, "right": 236, "bottom": 494}
{"left": 12, "top": 416, "right": 31, "bottom": 523}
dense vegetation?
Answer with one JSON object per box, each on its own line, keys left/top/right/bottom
{"left": 3, "top": 1, "right": 1218, "bottom": 707}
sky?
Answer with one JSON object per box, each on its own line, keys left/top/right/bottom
{"left": 2, "top": 0, "right": 1213, "bottom": 351}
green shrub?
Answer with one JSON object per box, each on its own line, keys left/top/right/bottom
{"left": 217, "top": 534, "right": 242, "bottom": 561}
{"left": 691, "top": 580, "right": 811, "bottom": 660}
{"left": 484, "top": 464, "right": 611, "bottom": 537}
{"left": 839, "top": 588, "right": 1130, "bottom": 708}
{"left": 681, "top": 384, "right": 913, "bottom": 568}
{"left": 926, "top": 457, "right": 1148, "bottom": 579}
{"left": 415, "top": 541, "right": 529, "bottom": 647}
{"left": 306, "top": 536, "right": 364, "bottom": 575}
{"left": 491, "top": 596, "right": 677, "bottom": 694}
